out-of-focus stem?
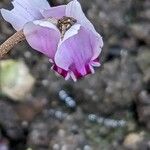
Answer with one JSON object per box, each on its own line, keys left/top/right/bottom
{"left": 0, "top": 30, "right": 25, "bottom": 58}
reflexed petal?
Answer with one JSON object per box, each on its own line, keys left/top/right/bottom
{"left": 91, "top": 58, "right": 101, "bottom": 67}
{"left": 42, "top": 5, "right": 66, "bottom": 19}
{"left": 55, "top": 26, "right": 102, "bottom": 78}
{"left": 66, "top": 0, "right": 97, "bottom": 34}
{"left": 23, "top": 0, "right": 50, "bottom": 10}
{"left": 0, "top": 0, "right": 50, "bottom": 31}
{"left": 24, "top": 21, "right": 61, "bottom": 59}
{"left": 1, "top": 8, "right": 32, "bottom": 31}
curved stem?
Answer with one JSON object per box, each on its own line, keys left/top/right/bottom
{"left": 0, "top": 30, "right": 25, "bottom": 58}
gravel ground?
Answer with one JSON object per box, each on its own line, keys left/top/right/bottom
{"left": 0, "top": 0, "right": 150, "bottom": 150}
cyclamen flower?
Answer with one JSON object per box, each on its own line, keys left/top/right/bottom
{"left": 1, "top": 0, "right": 103, "bottom": 81}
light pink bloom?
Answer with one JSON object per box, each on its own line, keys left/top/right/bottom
{"left": 1, "top": 0, "right": 103, "bottom": 81}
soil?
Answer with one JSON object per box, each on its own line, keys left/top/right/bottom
{"left": 0, "top": 0, "right": 150, "bottom": 150}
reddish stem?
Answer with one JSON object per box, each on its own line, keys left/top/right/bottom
{"left": 0, "top": 30, "right": 25, "bottom": 58}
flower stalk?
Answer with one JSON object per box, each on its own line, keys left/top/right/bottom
{"left": 0, "top": 30, "right": 25, "bottom": 58}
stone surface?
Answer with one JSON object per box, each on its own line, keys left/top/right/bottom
{"left": 137, "top": 91, "right": 150, "bottom": 130}
{"left": 0, "top": 59, "right": 35, "bottom": 101}
{"left": 73, "top": 52, "right": 142, "bottom": 115}
{"left": 130, "top": 23, "right": 150, "bottom": 45}
{"left": 0, "top": 0, "right": 150, "bottom": 150}
{"left": 136, "top": 49, "right": 150, "bottom": 83}
{"left": 0, "top": 101, "right": 24, "bottom": 140}
{"left": 123, "top": 132, "right": 144, "bottom": 150}
{"left": 28, "top": 122, "right": 49, "bottom": 148}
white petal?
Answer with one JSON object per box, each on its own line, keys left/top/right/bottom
{"left": 66, "top": 0, "right": 97, "bottom": 34}
{"left": 1, "top": 0, "right": 50, "bottom": 30}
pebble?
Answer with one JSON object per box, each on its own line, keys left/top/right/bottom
{"left": 83, "top": 145, "right": 92, "bottom": 150}
{"left": 28, "top": 122, "right": 49, "bottom": 147}
{"left": 88, "top": 114, "right": 126, "bottom": 128}
{"left": 0, "top": 59, "right": 35, "bottom": 101}
{"left": 123, "top": 132, "right": 144, "bottom": 149}
{"left": 0, "top": 101, "right": 24, "bottom": 140}
{"left": 0, "top": 141, "right": 8, "bottom": 150}
{"left": 58, "top": 90, "right": 76, "bottom": 109}
{"left": 53, "top": 144, "right": 60, "bottom": 150}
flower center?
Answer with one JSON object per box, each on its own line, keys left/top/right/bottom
{"left": 57, "top": 16, "right": 77, "bottom": 39}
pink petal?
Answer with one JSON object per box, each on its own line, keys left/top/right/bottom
{"left": 23, "top": 20, "right": 61, "bottom": 59}
{"left": 51, "top": 64, "right": 68, "bottom": 78}
{"left": 66, "top": 0, "right": 97, "bottom": 34}
{"left": 55, "top": 25, "right": 102, "bottom": 79}
{"left": 42, "top": 5, "right": 66, "bottom": 19}
{"left": 65, "top": 0, "right": 103, "bottom": 59}
{"left": 0, "top": 0, "right": 50, "bottom": 31}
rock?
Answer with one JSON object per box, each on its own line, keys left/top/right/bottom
{"left": 136, "top": 49, "right": 150, "bottom": 84}
{"left": 123, "top": 132, "right": 144, "bottom": 150}
{"left": 0, "top": 139, "right": 9, "bottom": 150}
{"left": 130, "top": 23, "right": 150, "bottom": 45}
{"left": 0, "top": 101, "right": 24, "bottom": 140}
{"left": 136, "top": 49, "right": 150, "bottom": 72}
{"left": 83, "top": 145, "right": 92, "bottom": 150}
{"left": 61, "top": 144, "right": 76, "bottom": 150}
{"left": 50, "top": 129, "right": 86, "bottom": 150}
{"left": 123, "top": 132, "right": 150, "bottom": 150}
{"left": 0, "top": 59, "right": 35, "bottom": 101}
{"left": 138, "top": 9, "right": 150, "bottom": 21}
{"left": 137, "top": 91, "right": 150, "bottom": 130}
{"left": 15, "top": 98, "right": 48, "bottom": 122}
{"left": 27, "top": 122, "right": 49, "bottom": 148}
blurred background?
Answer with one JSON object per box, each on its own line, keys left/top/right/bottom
{"left": 0, "top": 0, "right": 150, "bottom": 150}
